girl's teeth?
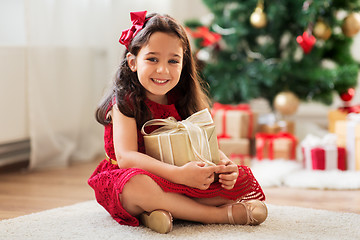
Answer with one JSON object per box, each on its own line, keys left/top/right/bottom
{"left": 153, "top": 79, "right": 167, "bottom": 83}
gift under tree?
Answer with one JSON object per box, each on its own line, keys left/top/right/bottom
{"left": 211, "top": 103, "right": 257, "bottom": 166}
{"left": 334, "top": 113, "right": 360, "bottom": 171}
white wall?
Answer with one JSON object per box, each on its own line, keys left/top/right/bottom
{"left": 0, "top": 47, "right": 28, "bottom": 144}
{"left": 0, "top": 0, "right": 210, "bottom": 145}
{"left": 0, "top": 0, "right": 27, "bottom": 144}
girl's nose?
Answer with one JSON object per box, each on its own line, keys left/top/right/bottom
{"left": 156, "top": 63, "right": 169, "bottom": 74}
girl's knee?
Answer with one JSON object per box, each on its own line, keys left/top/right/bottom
{"left": 122, "top": 174, "right": 154, "bottom": 199}
{"left": 121, "top": 174, "right": 163, "bottom": 214}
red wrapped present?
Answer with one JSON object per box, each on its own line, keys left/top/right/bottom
{"left": 255, "top": 132, "right": 297, "bottom": 160}
{"left": 212, "top": 102, "right": 258, "bottom": 139}
{"left": 310, "top": 147, "right": 346, "bottom": 170}
{"left": 301, "top": 134, "right": 347, "bottom": 171}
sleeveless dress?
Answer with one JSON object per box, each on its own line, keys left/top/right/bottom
{"left": 88, "top": 96, "right": 265, "bottom": 227}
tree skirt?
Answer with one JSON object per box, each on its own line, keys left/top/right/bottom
{"left": 1, "top": 200, "right": 359, "bottom": 240}
{"left": 251, "top": 159, "right": 360, "bottom": 189}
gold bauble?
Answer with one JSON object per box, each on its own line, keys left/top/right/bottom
{"left": 273, "top": 91, "right": 300, "bottom": 116}
{"left": 313, "top": 20, "right": 332, "bottom": 40}
{"left": 250, "top": 7, "right": 267, "bottom": 28}
{"left": 342, "top": 12, "right": 360, "bottom": 37}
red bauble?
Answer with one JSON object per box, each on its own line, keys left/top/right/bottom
{"left": 296, "top": 31, "right": 316, "bottom": 54}
{"left": 340, "top": 88, "right": 355, "bottom": 102}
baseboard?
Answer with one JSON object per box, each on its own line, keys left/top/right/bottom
{"left": 0, "top": 139, "right": 30, "bottom": 168}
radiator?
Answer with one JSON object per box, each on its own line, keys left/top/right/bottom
{"left": 0, "top": 139, "right": 30, "bottom": 167}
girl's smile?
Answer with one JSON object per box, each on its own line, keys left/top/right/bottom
{"left": 152, "top": 78, "right": 169, "bottom": 84}
{"left": 127, "top": 32, "right": 183, "bottom": 104}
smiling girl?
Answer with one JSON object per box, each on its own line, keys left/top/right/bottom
{"left": 88, "top": 11, "right": 267, "bottom": 234}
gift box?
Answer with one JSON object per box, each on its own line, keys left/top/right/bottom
{"left": 334, "top": 113, "right": 360, "bottom": 171}
{"left": 142, "top": 109, "right": 220, "bottom": 166}
{"left": 258, "top": 123, "right": 281, "bottom": 134}
{"left": 328, "top": 105, "right": 360, "bottom": 133}
{"left": 255, "top": 133, "right": 297, "bottom": 160}
{"left": 310, "top": 147, "right": 346, "bottom": 170}
{"left": 218, "top": 138, "right": 251, "bottom": 166}
{"left": 212, "top": 102, "right": 258, "bottom": 139}
{"left": 328, "top": 109, "right": 347, "bottom": 133}
{"left": 229, "top": 153, "right": 251, "bottom": 167}
{"left": 259, "top": 120, "right": 295, "bottom": 134}
{"left": 218, "top": 138, "right": 250, "bottom": 156}
{"left": 301, "top": 134, "right": 346, "bottom": 171}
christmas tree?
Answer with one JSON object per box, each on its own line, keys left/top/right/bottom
{"left": 185, "top": 0, "right": 360, "bottom": 108}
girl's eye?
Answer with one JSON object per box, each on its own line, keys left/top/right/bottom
{"left": 147, "top": 58, "right": 158, "bottom": 62}
{"left": 169, "top": 59, "right": 179, "bottom": 64}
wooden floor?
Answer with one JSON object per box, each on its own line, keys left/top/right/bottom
{"left": 1, "top": 159, "right": 360, "bottom": 221}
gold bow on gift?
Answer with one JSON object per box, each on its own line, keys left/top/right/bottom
{"left": 141, "top": 109, "right": 217, "bottom": 166}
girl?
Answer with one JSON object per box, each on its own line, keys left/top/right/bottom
{"left": 88, "top": 11, "right": 267, "bottom": 234}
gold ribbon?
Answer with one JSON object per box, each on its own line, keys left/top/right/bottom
{"left": 141, "top": 108, "right": 216, "bottom": 166}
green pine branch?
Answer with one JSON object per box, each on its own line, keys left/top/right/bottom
{"left": 187, "top": 0, "right": 360, "bottom": 105}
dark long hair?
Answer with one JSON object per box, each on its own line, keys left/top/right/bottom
{"left": 95, "top": 13, "right": 210, "bottom": 128}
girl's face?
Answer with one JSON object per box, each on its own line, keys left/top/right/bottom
{"left": 127, "top": 32, "right": 184, "bottom": 104}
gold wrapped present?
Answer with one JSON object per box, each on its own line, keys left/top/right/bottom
{"left": 258, "top": 124, "right": 281, "bottom": 134}
{"left": 259, "top": 120, "right": 295, "bottom": 134}
{"left": 328, "top": 106, "right": 360, "bottom": 132}
{"left": 141, "top": 109, "right": 220, "bottom": 166}
{"left": 212, "top": 103, "right": 258, "bottom": 139}
{"left": 328, "top": 109, "right": 347, "bottom": 133}
{"left": 334, "top": 113, "right": 360, "bottom": 171}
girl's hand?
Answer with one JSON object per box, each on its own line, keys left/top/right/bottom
{"left": 178, "top": 161, "right": 219, "bottom": 190}
{"left": 217, "top": 159, "right": 239, "bottom": 190}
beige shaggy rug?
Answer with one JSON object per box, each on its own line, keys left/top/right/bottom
{"left": 1, "top": 200, "right": 359, "bottom": 240}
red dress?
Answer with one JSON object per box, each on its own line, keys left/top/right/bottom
{"left": 88, "top": 97, "right": 265, "bottom": 226}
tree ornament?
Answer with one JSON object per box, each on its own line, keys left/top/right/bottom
{"left": 296, "top": 31, "right": 316, "bottom": 54}
{"left": 313, "top": 20, "right": 332, "bottom": 40}
{"left": 273, "top": 91, "right": 300, "bottom": 116}
{"left": 302, "top": 0, "right": 312, "bottom": 11}
{"left": 186, "top": 26, "right": 221, "bottom": 47}
{"left": 342, "top": 12, "right": 360, "bottom": 37}
{"left": 250, "top": 0, "right": 267, "bottom": 28}
{"left": 340, "top": 88, "right": 355, "bottom": 102}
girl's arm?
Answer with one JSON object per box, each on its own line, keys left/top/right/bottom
{"left": 111, "top": 105, "right": 219, "bottom": 190}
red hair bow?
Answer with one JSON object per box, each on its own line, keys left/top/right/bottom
{"left": 119, "top": 11, "right": 148, "bottom": 50}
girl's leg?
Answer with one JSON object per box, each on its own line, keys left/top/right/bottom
{"left": 192, "top": 196, "right": 235, "bottom": 206}
{"left": 120, "top": 174, "right": 248, "bottom": 224}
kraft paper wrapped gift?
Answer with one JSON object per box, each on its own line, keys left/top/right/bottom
{"left": 212, "top": 102, "right": 258, "bottom": 139}
{"left": 255, "top": 133, "right": 297, "bottom": 160}
{"left": 142, "top": 109, "right": 220, "bottom": 167}
{"left": 218, "top": 138, "right": 251, "bottom": 166}
{"left": 218, "top": 138, "right": 250, "bottom": 156}
{"left": 334, "top": 113, "right": 360, "bottom": 171}
{"left": 229, "top": 153, "right": 251, "bottom": 167}
{"left": 301, "top": 134, "right": 346, "bottom": 171}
